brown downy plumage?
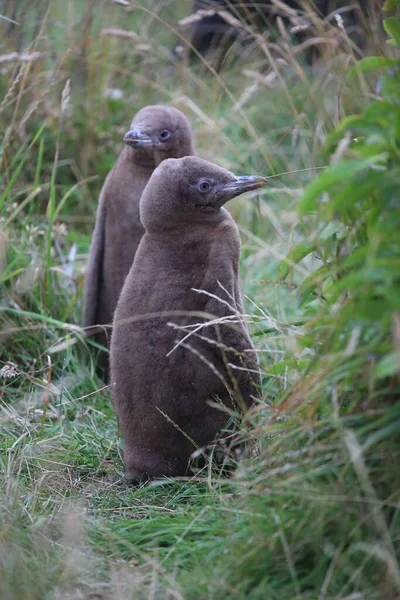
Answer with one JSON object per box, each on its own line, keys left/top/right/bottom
{"left": 110, "top": 156, "right": 268, "bottom": 480}
{"left": 83, "top": 106, "right": 195, "bottom": 377}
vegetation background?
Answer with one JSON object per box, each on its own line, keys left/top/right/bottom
{"left": 0, "top": 0, "right": 399, "bottom": 598}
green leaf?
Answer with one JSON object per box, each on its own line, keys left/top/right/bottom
{"left": 330, "top": 171, "right": 387, "bottom": 215}
{"left": 299, "top": 154, "right": 387, "bottom": 215}
{"left": 279, "top": 241, "right": 314, "bottom": 280}
{"left": 326, "top": 115, "right": 366, "bottom": 145}
{"left": 349, "top": 56, "right": 399, "bottom": 77}
{"left": 374, "top": 352, "right": 400, "bottom": 379}
{"left": 298, "top": 265, "right": 330, "bottom": 307}
{"left": 383, "top": 0, "right": 398, "bottom": 11}
{"left": 377, "top": 286, "right": 400, "bottom": 310}
{"left": 384, "top": 16, "right": 400, "bottom": 46}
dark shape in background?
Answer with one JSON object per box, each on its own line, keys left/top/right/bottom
{"left": 178, "top": 0, "right": 382, "bottom": 71}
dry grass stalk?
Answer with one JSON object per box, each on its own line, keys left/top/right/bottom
{"left": 0, "top": 63, "right": 25, "bottom": 114}
{"left": 0, "top": 52, "right": 42, "bottom": 64}
{"left": 100, "top": 27, "right": 138, "bottom": 40}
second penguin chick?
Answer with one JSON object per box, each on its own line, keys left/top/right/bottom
{"left": 83, "top": 105, "right": 195, "bottom": 377}
{"left": 110, "top": 156, "right": 268, "bottom": 480}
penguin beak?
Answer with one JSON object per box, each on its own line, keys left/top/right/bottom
{"left": 124, "top": 129, "right": 153, "bottom": 148}
{"left": 218, "top": 175, "right": 268, "bottom": 203}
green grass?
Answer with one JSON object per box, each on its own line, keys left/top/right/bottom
{"left": 1, "top": 0, "right": 400, "bottom": 598}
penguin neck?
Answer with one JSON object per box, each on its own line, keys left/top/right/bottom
{"left": 146, "top": 208, "right": 232, "bottom": 241}
{"left": 123, "top": 146, "right": 166, "bottom": 170}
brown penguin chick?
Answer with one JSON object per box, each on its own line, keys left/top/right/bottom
{"left": 83, "top": 105, "right": 194, "bottom": 377}
{"left": 110, "top": 156, "right": 268, "bottom": 480}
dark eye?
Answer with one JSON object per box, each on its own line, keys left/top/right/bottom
{"left": 159, "top": 130, "right": 171, "bottom": 141}
{"left": 199, "top": 181, "right": 211, "bottom": 193}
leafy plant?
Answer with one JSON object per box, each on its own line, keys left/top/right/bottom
{"left": 283, "top": 1, "right": 400, "bottom": 396}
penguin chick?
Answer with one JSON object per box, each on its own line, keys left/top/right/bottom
{"left": 83, "top": 105, "right": 195, "bottom": 377}
{"left": 110, "top": 156, "right": 268, "bottom": 480}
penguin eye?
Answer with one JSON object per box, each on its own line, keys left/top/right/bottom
{"left": 159, "top": 130, "right": 171, "bottom": 141}
{"left": 198, "top": 181, "right": 211, "bottom": 193}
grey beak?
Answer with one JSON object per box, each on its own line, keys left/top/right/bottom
{"left": 220, "top": 175, "right": 268, "bottom": 201}
{"left": 124, "top": 129, "right": 153, "bottom": 148}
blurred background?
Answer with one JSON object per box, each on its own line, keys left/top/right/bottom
{"left": 0, "top": 0, "right": 384, "bottom": 356}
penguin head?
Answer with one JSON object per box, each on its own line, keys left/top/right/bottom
{"left": 140, "top": 156, "right": 268, "bottom": 232}
{"left": 123, "top": 105, "right": 194, "bottom": 164}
